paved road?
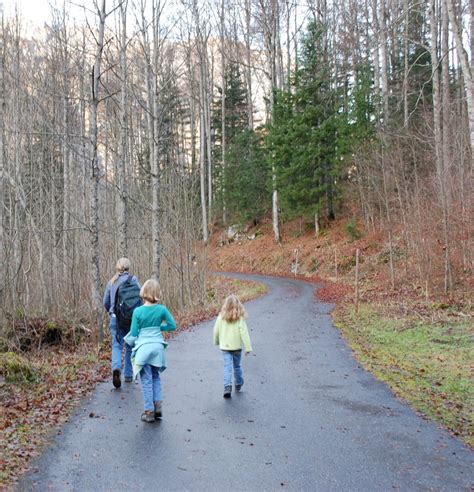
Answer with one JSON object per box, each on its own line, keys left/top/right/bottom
{"left": 19, "top": 274, "right": 472, "bottom": 491}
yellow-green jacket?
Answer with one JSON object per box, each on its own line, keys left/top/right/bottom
{"left": 213, "top": 315, "right": 252, "bottom": 352}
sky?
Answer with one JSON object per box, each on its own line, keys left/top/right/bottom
{"left": 1, "top": 0, "right": 180, "bottom": 39}
{"left": 2, "top": 0, "right": 90, "bottom": 26}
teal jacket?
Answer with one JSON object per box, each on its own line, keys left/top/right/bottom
{"left": 124, "top": 304, "right": 176, "bottom": 378}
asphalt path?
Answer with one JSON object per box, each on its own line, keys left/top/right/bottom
{"left": 19, "top": 274, "right": 473, "bottom": 491}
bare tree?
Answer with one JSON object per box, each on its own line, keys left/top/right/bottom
{"left": 445, "top": 0, "right": 474, "bottom": 160}
{"left": 118, "top": 0, "right": 129, "bottom": 256}
{"left": 256, "top": 0, "right": 282, "bottom": 242}
{"left": 89, "top": 0, "right": 107, "bottom": 338}
{"left": 0, "top": 6, "right": 5, "bottom": 323}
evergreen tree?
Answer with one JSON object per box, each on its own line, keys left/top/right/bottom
{"left": 266, "top": 21, "right": 375, "bottom": 231}
{"left": 266, "top": 22, "right": 341, "bottom": 228}
{"left": 213, "top": 62, "right": 269, "bottom": 224}
{"left": 224, "top": 129, "right": 267, "bottom": 223}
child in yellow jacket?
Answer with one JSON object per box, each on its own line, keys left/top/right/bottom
{"left": 213, "top": 294, "right": 252, "bottom": 398}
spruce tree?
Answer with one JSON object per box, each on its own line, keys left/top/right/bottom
{"left": 213, "top": 62, "right": 268, "bottom": 224}
{"left": 266, "top": 21, "right": 375, "bottom": 232}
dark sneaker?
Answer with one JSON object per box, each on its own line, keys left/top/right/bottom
{"left": 223, "top": 386, "right": 232, "bottom": 398}
{"left": 141, "top": 411, "right": 155, "bottom": 423}
{"left": 124, "top": 376, "right": 133, "bottom": 383}
{"left": 154, "top": 403, "right": 162, "bottom": 419}
{"left": 112, "top": 369, "right": 121, "bottom": 389}
{"left": 235, "top": 383, "right": 243, "bottom": 392}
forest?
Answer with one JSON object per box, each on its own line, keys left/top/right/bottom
{"left": 0, "top": 0, "right": 473, "bottom": 486}
{"left": 0, "top": 0, "right": 472, "bottom": 332}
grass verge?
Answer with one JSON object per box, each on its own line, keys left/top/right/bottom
{"left": 333, "top": 302, "right": 473, "bottom": 448}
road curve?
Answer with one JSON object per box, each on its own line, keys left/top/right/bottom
{"left": 19, "top": 274, "right": 473, "bottom": 491}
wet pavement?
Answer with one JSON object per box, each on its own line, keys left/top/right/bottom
{"left": 19, "top": 274, "right": 473, "bottom": 491}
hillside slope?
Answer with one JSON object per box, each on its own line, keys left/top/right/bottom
{"left": 209, "top": 218, "right": 473, "bottom": 447}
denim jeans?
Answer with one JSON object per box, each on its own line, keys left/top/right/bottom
{"left": 140, "top": 364, "right": 162, "bottom": 411}
{"left": 222, "top": 350, "right": 243, "bottom": 388}
{"left": 109, "top": 314, "right": 133, "bottom": 378}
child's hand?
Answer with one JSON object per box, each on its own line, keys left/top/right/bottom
{"left": 245, "top": 351, "right": 251, "bottom": 356}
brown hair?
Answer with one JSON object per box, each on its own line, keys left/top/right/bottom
{"left": 111, "top": 257, "right": 131, "bottom": 284}
{"left": 140, "top": 278, "right": 162, "bottom": 304}
{"left": 220, "top": 294, "right": 246, "bottom": 322}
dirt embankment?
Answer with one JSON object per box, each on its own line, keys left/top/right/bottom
{"left": 209, "top": 217, "right": 473, "bottom": 307}
{"left": 209, "top": 219, "right": 474, "bottom": 447}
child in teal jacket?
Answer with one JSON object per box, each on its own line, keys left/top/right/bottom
{"left": 213, "top": 294, "right": 252, "bottom": 398}
{"left": 125, "top": 279, "right": 176, "bottom": 423}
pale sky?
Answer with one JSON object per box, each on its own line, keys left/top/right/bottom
{"left": 2, "top": 0, "right": 93, "bottom": 26}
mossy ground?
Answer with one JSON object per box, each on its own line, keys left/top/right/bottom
{"left": 334, "top": 303, "right": 473, "bottom": 447}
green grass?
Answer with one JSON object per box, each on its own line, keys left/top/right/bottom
{"left": 334, "top": 303, "right": 473, "bottom": 447}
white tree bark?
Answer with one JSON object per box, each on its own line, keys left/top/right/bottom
{"left": 118, "top": 0, "right": 129, "bottom": 256}
{"left": 0, "top": 8, "right": 5, "bottom": 321}
{"left": 378, "top": 0, "right": 389, "bottom": 125}
{"left": 152, "top": 0, "right": 162, "bottom": 277}
{"left": 193, "top": 0, "right": 209, "bottom": 243}
{"left": 244, "top": 0, "right": 254, "bottom": 129}
{"left": 372, "top": 0, "right": 381, "bottom": 118}
{"left": 430, "top": 0, "right": 452, "bottom": 292}
{"left": 89, "top": 0, "right": 107, "bottom": 339}
{"left": 445, "top": 0, "right": 474, "bottom": 162}
{"left": 220, "top": 0, "right": 227, "bottom": 224}
{"left": 199, "top": 58, "right": 209, "bottom": 243}
{"left": 258, "top": 0, "right": 281, "bottom": 242}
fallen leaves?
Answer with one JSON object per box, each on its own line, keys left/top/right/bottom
{"left": 0, "top": 345, "right": 109, "bottom": 488}
{"left": 0, "top": 275, "right": 265, "bottom": 489}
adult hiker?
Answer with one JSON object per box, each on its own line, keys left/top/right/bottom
{"left": 103, "top": 257, "right": 141, "bottom": 388}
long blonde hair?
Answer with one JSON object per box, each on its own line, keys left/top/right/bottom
{"left": 111, "top": 257, "right": 131, "bottom": 284}
{"left": 220, "top": 294, "right": 246, "bottom": 322}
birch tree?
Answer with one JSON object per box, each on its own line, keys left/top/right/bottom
{"left": 445, "top": 0, "right": 474, "bottom": 160}
{"left": 0, "top": 6, "right": 5, "bottom": 323}
{"left": 89, "top": 0, "right": 107, "bottom": 338}
{"left": 256, "top": 0, "right": 282, "bottom": 242}
{"left": 118, "top": 0, "right": 129, "bottom": 256}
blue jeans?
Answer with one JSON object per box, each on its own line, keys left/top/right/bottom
{"left": 109, "top": 314, "right": 133, "bottom": 378}
{"left": 222, "top": 350, "right": 243, "bottom": 388}
{"left": 140, "top": 364, "right": 162, "bottom": 411}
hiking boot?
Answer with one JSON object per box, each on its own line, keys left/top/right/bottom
{"left": 141, "top": 411, "right": 155, "bottom": 423}
{"left": 223, "top": 386, "right": 232, "bottom": 398}
{"left": 124, "top": 376, "right": 133, "bottom": 383}
{"left": 112, "top": 369, "right": 121, "bottom": 389}
{"left": 235, "top": 383, "right": 243, "bottom": 392}
{"left": 154, "top": 402, "right": 162, "bottom": 419}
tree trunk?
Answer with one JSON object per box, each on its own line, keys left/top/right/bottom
{"left": 220, "top": 0, "right": 227, "bottom": 224}
{"left": 403, "top": 0, "right": 409, "bottom": 127}
{"left": 244, "top": 0, "right": 254, "bottom": 129}
{"left": 378, "top": 0, "right": 389, "bottom": 125}
{"left": 445, "top": 0, "right": 474, "bottom": 161}
{"left": 118, "top": 0, "right": 129, "bottom": 256}
{"left": 372, "top": 0, "right": 381, "bottom": 119}
{"left": 89, "top": 0, "right": 106, "bottom": 340}
{"left": 430, "top": 0, "right": 452, "bottom": 292}
{"left": 204, "top": 53, "right": 213, "bottom": 222}
{"left": 199, "top": 67, "right": 209, "bottom": 244}
{"left": 152, "top": 0, "right": 162, "bottom": 277}
{"left": 0, "top": 11, "right": 5, "bottom": 322}
{"left": 270, "top": 0, "right": 281, "bottom": 242}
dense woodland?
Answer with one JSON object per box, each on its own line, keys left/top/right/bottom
{"left": 0, "top": 0, "right": 472, "bottom": 336}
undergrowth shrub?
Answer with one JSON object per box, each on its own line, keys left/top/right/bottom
{"left": 345, "top": 218, "right": 362, "bottom": 241}
{"left": 0, "top": 316, "right": 90, "bottom": 353}
{"left": 0, "top": 352, "right": 41, "bottom": 383}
